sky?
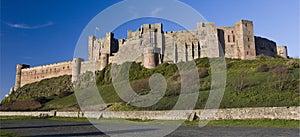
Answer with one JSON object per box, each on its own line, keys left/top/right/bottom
{"left": 0, "top": 0, "right": 299, "bottom": 101}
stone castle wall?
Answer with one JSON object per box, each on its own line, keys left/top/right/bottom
{"left": 111, "top": 20, "right": 257, "bottom": 66}
{"left": 13, "top": 20, "right": 288, "bottom": 90}
{"left": 255, "top": 36, "right": 277, "bottom": 57}
{"left": 277, "top": 46, "right": 288, "bottom": 58}
{"left": 19, "top": 61, "right": 72, "bottom": 88}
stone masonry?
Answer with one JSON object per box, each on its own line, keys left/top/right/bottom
{"left": 12, "top": 20, "right": 288, "bottom": 91}
{"left": 0, "top": 107, "right": 299, "bottom": 120}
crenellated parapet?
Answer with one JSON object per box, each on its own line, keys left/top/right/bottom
{"left": 14, "top": 61, "right": 73, "bottom": 90}
{"left": 13, "top": 20, "right": 289, "bottom": 89}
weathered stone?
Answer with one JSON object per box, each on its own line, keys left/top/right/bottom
{"left": 13, "top": 20, "right": 288, "bottom": 90}
{"left": 0, "top": 107, "right": 299, "bottom": 120}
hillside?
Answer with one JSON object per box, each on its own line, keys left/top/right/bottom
{"left": 0, "top": 75, "right": 75, "bottom": 111}
{"left": 1, "top": 56, "right": 299, "bottom": 111}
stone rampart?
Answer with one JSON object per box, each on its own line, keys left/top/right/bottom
{"left": 20, "top": 61, "right": 72, "bottom": 87}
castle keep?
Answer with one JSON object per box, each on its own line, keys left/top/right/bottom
{"left": 13, "top": 20, "right": 288, "bottom": 90}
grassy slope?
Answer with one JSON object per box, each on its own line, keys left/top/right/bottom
{"left": 94, "top": 57, "right": 299, "bottom": 110}
{"left": 1, "top": 75, "right": 73, "bottom": 104}
{"left": 1, "top": 57, "right": 299, "bottom": 111}
{"left": 40, "top": 94, "right": 78, "bottom": 111}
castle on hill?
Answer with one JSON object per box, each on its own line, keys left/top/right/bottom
{"left": 12, "top": 20, "right": 288, "bottom": 92}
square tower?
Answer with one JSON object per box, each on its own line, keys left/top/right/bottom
{"left": 235, "top": 20, "right": 256, "bottom": 59}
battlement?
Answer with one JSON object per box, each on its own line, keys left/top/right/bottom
{"left": 197, "top": 22, "right": 216, "bottom": 29}
{"left": 14, "top": 61, "right": 73, "bottom": 89}
{"left": 127, "top": 23, "right": 163, "bottom": 39}
{"left": 22, "top": 61, "right": 73, "bottom": 70}
{"left": 13, "top": 20, "right": 289, "bottom": 90}
{"left": 141, "top": 23, "right": 163, "bottom": 32}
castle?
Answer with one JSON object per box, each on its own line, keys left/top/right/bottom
{"left": 12, "top": 20, "right": 288, "bottom": 92}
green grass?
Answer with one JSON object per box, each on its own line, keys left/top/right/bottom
{"left": 184, "top": 119, "right": 300, "bottom": 129}
{"left": 95, "top": 58, "right": 300, "bottom": 111}
{"left": 48, "top": 116, "right": 89, "bottom": 122}
{"left": 2, "top": 116, "right": 298, "bottom": 128}
{"left": 1, "top": 75, "right": 73, "bottom": 104}
{"left": 70, "top": 58, "right": 300, "bottom": 111}
{"left": 2, "top": 58, "right": 299, "bottom": 111}
{"left": 40, "top": 94, "right": 78, "bottom": 111}
{"left": 0, "top": 116, "right": 40, "bottom": 120}
{"left": 0, "top": 130, "right": 20, "bottom": 137}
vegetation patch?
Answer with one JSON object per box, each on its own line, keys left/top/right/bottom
{"left": 47, "top": 117, "right": 300, "bottom": 128}
{"left": 0, "top": 116, "right": 40, "bottom": 120}
{"left": 0, "top": 130, "right": 20, "bottom": 137}
{"left": 1, "top": 58, "right": 299, "bottom": 111}
{"left": 184, "top": 119, "right": 300, "bottom": 129}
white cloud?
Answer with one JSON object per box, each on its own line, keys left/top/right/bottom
{"left": 6, "top": 21, "right": 54, "bottom": 29}
{"left": 150, "top": 8, "right": 163, "bottom": 16}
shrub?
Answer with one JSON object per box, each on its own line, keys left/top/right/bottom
{"left": 270, "top": 64, "right": 289, "bottom": 74}
{"left": 169, "top": 71, "right": 180, "bottom": 81}
{"left": 131, "top": 78, "right": 150, "bottom": 95}
{"left": 256, "top": 64, "right": 269, "bottom": 72}
{"left": 58, "top": 91, "right": 73, "bottom": 98}
{"left": 200, "top": 80, "right": 210, "bottom": 91}
{"left": 231, "top": 71, "right": 255, "bottom": 92}
{"left": 198, "top": 68, "right": 209, "bottom": 78}
{"left": 286, "top": 59, "right": 300, "bottom": 69}
{"left": 268, "top": 64, "right": 295, "bottom": 92}
{"left": 35, "top": 96, "right": 52, "bottom": 104}
{"left": 257, "top": 55, "right": 267, "bottom": 61}
{"left": 195, "top": 57, "right": 210, "bottom": 67}
{"left": 0, "top": 98, "right": 42, "bottom": 111}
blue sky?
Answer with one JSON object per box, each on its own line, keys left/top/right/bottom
{"left": 1, "top": 0, "right": 299, "bottom": 100}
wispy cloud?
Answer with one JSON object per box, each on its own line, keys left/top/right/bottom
{"left": 150, "top": 8, "right": 163, "bottom": 16}
{"left": 6, "top": 21, "right": 54, "bottom": 29}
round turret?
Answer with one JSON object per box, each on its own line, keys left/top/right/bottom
{"left": 144, "top": 47, "right": 158, "bottom": 69}
{"left": 72, "top": 58, "right": 84, "bottom": 82}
